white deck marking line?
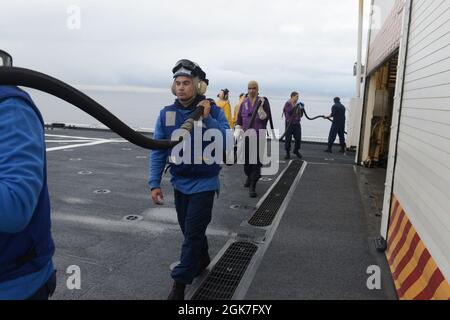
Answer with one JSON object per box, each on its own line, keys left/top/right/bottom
{"left": 45, "top": 134, "right": 107, "bottom": 141}
{"left": 45, "top": 140, "right": 99, "bottom": 143}
{"left": 52, "top": 213, "right": 234, "bottom": 237}
{"left": 46, "top": 140, "right": 112, "bottom": 152}
{"left": 52, "top": 213, "right": 166, "bottom": 233}
{"left": 107, "top": 139, "right": 128, "bottom": 143}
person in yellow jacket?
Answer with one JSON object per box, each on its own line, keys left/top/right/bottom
{"left": 232, "top": 93, "right": 245, "bottom": 129}
{"left": 216, "top": 89, "right": 233, "bottom": 128}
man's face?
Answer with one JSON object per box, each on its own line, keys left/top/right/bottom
{"left": 292, "top": 95, "right": 299, "bottom": 104}
{"left": 248, "top": 86, "right": 258, "bottom": 98}
{"left": 175, "top": 76, "right": 195, "bottom": 100}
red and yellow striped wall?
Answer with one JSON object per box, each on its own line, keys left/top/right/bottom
{"left": 386, "top": 195, "right": 450, "bottom": 300}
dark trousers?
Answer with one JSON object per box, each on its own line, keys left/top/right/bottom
{"left": 171, "top": 190, "right": 215, "bottom": 285}
{"left": 27, "top": 271, "right": 57, "bottom": 300}
{"left": 328, "top": 123, "right": 346, "bottom": 150}
{"left": 243, "top": 136, "right": 264, "bottom": 182}
{"left": 285, "top": 122, "right": 302, "bottom": 153}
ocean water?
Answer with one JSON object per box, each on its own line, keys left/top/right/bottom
{"left": 28, "top": 88, "right": 348, "bottom": 141}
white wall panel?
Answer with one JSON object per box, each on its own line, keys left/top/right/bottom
{"left": 393, "top": 0, "right": 450, "bottom": 280}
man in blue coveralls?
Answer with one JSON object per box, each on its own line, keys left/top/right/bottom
{"left": 0, "top": 50, "right": 56, "bottom": 300}
{"left": 148, "top": 59, "right": 230, "bottom": 300}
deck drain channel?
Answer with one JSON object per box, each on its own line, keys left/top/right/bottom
{"left": 191, "top": 241, "right": 257, "bottom": 300}
{"left": 248, "top": 160, "right": 303, "bottom": 227}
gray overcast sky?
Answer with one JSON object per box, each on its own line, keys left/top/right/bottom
{"left": 1, "top": 0, "right": 371, "bottom": 98}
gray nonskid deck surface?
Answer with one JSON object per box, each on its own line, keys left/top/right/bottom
{"left": 45, "top": 128, "right": 395, "bottom": 299}
{"left": 244, "top": 156, "right": 396, "bottom": 299}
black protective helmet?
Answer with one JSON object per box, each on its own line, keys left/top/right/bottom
{"left": 172, "top": 59, "right": 209, "bottom": 85}
{"left": 222, "top": 88, "right": 229, "bottom": 100}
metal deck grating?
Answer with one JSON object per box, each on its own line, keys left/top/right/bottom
{"left": 191, "top": 241, "right": 258, "bottom": 300}
{"left": 248, "top": 160, "right": 303, "bottom": 227}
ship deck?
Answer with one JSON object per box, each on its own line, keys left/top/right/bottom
{"left": 45, "top": 128, "right": 396, "bottom": 300}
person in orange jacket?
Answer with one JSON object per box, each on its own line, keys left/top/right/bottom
{"left": 216, "top": 89, "right": 233, "bottom": 128}
{"left": 232, "top": 93, "right": 245, "bottom": 128}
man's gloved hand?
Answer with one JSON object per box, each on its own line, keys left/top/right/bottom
{"left": 234, "top": 125, "right": 244, "bottom": 143}
{"left": 233, "top": 125, "right": 245, "bottom": 164}
{"left": 198, "top": 99, "right": 212, "bottom": 118}
{"left": 257, "top": 99, "right": 268, "bottom": 120}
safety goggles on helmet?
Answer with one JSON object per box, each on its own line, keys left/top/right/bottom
{"left": 0, "top": 50, "right": 13, "bottom": 67}
{"left": 172, "top": 59, "right": 208, "bottom": 85}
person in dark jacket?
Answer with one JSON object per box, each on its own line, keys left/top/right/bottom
{"left": 325, "top": 97, "right": 346, "bottom": 153}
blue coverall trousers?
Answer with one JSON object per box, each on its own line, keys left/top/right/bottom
{"left": 327, "top": 123, "right": 346, "bottom": 150}
{"left": 171, "top": 189, "right": 215, "bottom": 285}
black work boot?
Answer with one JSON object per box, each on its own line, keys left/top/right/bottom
{"left": 339, "top": 145, "right": 346, "bottom": 153}
{"left": 324, "top": 147, "right": 332, "bottom": 153}
{"left": 284, "top": 152, "right": 291, "bottom": 160}
{"left": 244, "top": 177, "right": 250, "bottom": 188}
{"left": 293, "top": 150, "right": 303, "bottom": 159}
{"left": 249, "top": 180, "right": 257, "bottom": 198}
{"left": 195, "top": 253, "right": 211, "bottom": 277}
{"left": 167, "top": 281, "right": 185, "bottom": 300}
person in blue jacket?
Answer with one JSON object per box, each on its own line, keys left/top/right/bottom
{"left": 0, "top": 52, "right": 56, "bottom": 300}
{"left": 149, "top": 59, "right": 230, "bottom": 300}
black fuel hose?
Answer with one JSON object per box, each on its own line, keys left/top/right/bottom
{"left": 303, "top": 108, "right": 328, "bottom": 121}
{"left": 303, "top": 108, "right": 347, "bottom": 135}
{"left": 247, "top": 98, "right": 266, "bottom": 129}
{"left": 0, "top": 66, "right": 186, "bottom": 150}
{"left": 238, "top": 98, "right": 273, "bottom": 140}
{"left": 179, "top": 105, "right": 204, "bottom": 133}
{"left": 278, "top": 122, "right": 292, "bottom": 142}
{"left": 268, "top": 106, "right": 275, "bottom": 138}
{"left": 279, "top": 106, "right": 347, "bottom": 141}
